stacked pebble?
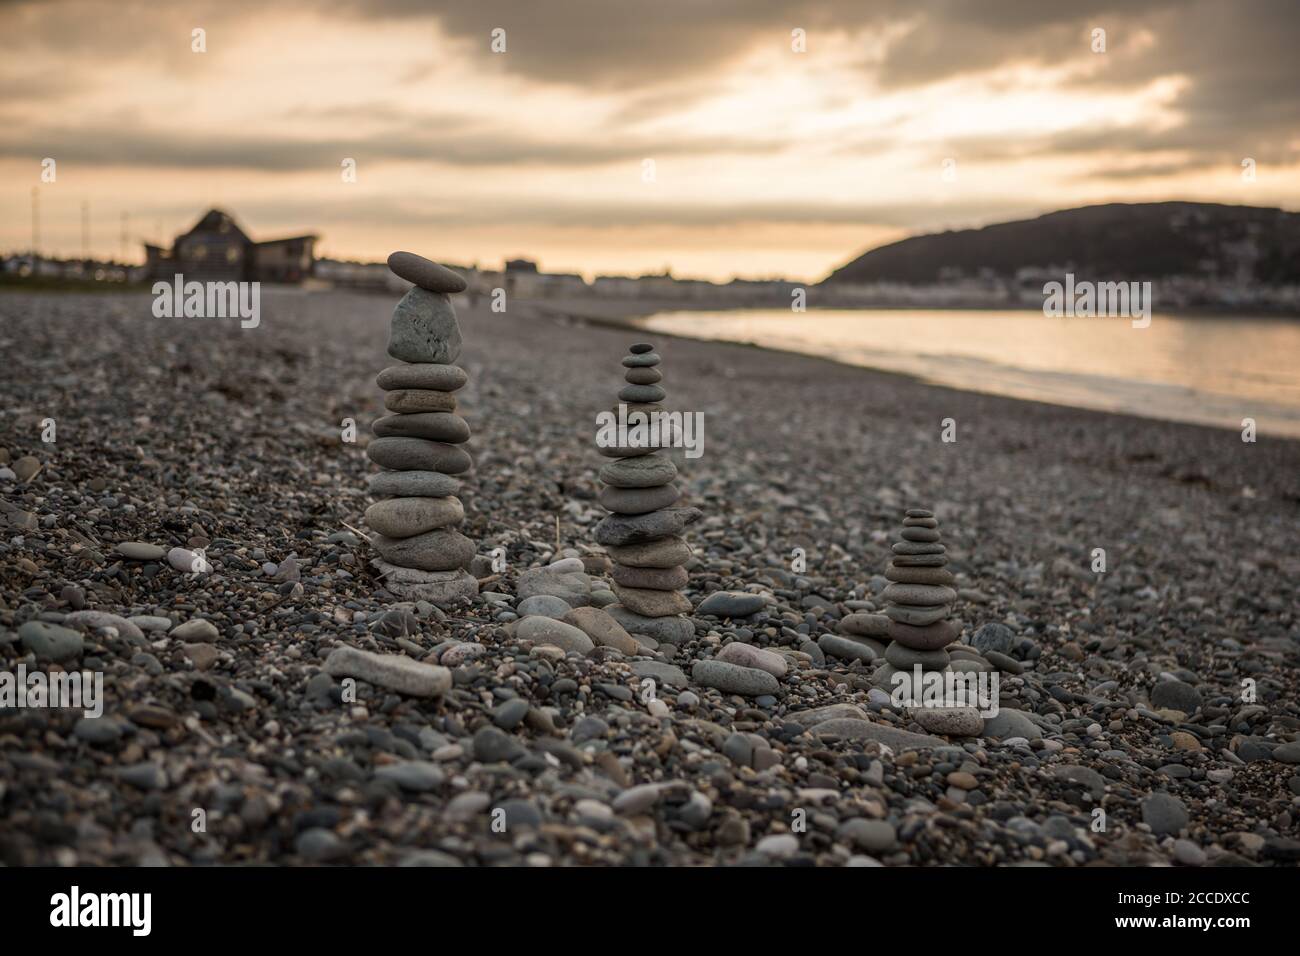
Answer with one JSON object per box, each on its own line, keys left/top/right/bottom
{"left": 363, "top": 252, "right": 478, "bottom": 607}
{"left": 878, "top": 508, "right": 960, "bottom": 684}
{"left": 594, "top": 343, "right": 699, "bottom": 645}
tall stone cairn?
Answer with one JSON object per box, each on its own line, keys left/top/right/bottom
{"left": 594, "top": 343, "right": 699, "bottom": 645}
{"left": 878, "top": 508, "right": 959, "bottom": 681}
{"left": 363, "top": 251, "right": 478, "bottom": 607}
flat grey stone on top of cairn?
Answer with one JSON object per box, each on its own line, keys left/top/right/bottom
{"left": 593, "top": 343, "right": 697, "bottom": 642}
{"left": 364, "top": 252, "right": 478, "bottom": 607}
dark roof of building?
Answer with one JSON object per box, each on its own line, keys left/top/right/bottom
{"left": 253, "top": 235, "right": 319, "bottom": 246}
{"left": 183, "top": 209, "right": 251, "bottom": 244}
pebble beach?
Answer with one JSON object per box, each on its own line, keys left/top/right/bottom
{"left": 2, "top": 286, "right": 1298, "bottom": 867}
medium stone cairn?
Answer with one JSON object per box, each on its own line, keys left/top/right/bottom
{"left": 878, "top": 508, "right": 959, "bottom": 684}
{"left": 594, "top": 343, "right": 699, "bottom": 645}
{"left": 363, "top": 251, "right": 478, "bottom": 607}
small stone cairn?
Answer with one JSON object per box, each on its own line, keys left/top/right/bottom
{"left": 880, "top": 508, "right": 959, "bottom": 679}
{"left": 363, "top": 252, "right": 477, "bottom": 607}
{"left": 878, "top": 508, "right": 985, "bottom": 736}
{"left": 593, "top": 343, "right": 699, "bottom": 645}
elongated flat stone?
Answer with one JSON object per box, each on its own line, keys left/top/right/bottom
{"left": 375, "top": 563, "right": 478, "bottom": 606}
{"left": 807, "top": 718, "right": 944, "bottom": 750}
{"left": 891, "top": 554, "right": 949, "bottom": 567}
{"left": 885, "top": 564, "right": 956, "bottom": 586}
{"left": 622, "top": 352, "right": 660, "bottom": 367}
{"left": 696, "top": 591, "right": 767, "bottom": 618}
{"left": 323, "top": 645, "right": 450, "bottom": 697}
{"left": 886, "top": 618, "right": 961, "bottom": 650}
{"left": 597, "top": 444, "right": 656, "bottom": 458}
{"left": 691, "top": 660, "right": 780, "bottom": 697}
{"left": 371, "top": 528, "right": 474, "bottom": 571}
{"left": 606, "top": 605, "right": 694, "bottom": 644}
{"left": 561, "top": 606, "right": 640, "bottom": 655}
{"left": 892, "top": 541, "right": 945, "bottom": 555}
{"left": 365, "top": 496, "right": 463, "bottom": 538}
{"left": 716, "top": 642, "right": 787, "bottom": 678}
{"left": 610, "top": 563, "right": 688, "bottom": 591}
{"left": 885, "top": 602, "right": 950, "bottom": 626}
{"left": 624, "top": 367, "right": 662, "bottom": 385}
{"left": 384, "top": 389, "right": 457, "bottom": 413}
{"left": 373, "top": 412, "right": 470, "bottom": 443}
{"left": 901, "top": 526, "right": 941, "bottom": 542}
{"left": 599, "top": 454, "right": 677, "bottom": 488}
{"left": 783, "top": 703, "right": 870, "bottom": 729}
{"left": 605, "top": 535, "right": 692, "bottom": 568}
{"left": 595, "top": 508, "right": 702, "bottom": 546}
{"left": 367, "top": 470, "right": 460, "bottom": 498}
{"left": 516, "top": 616, "right": 594, "bottom": 655}
{"left": 598, "top": 483, "right": 680, "bottom": 515}
{"left": 367, "top": 437, "right": 472, "bottom": 474}
{"left": 376, "top": 363, "right": 468, "bottom": 391}
{"left": 838, "top": 612, "right": 891, "bottom": 637}
{"left": 885, "top": 641, "right": 951, "bottom": 669}
{"left": 881, "top": 583, "right": 956, "bottom": 606}
{"left": 817, "top": 633, "right": 879, "bottom": 663}
{"left": 387, "top": 251, "right": 468, "bottom": 294}
{"left": 618, "top": 384, "right": 666, "bottom": 403}
{"left": 19, "top": 621, "right": 84, "bottom": 662}
{"left": 612, "top": 583, "right": 692, "bottom": 617}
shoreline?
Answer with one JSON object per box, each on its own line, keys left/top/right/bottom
{"left": 530, "top": 300, "right": 1300, "bottom": 444}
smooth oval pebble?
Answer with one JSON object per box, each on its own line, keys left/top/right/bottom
{"left": 622, "top": 352, "right": 660, "bottom": 367}
{"left": 881, "top": 583, "right": 956, "bottom": 606}
{"left": 610, "top": 563, "right": 689, "bottom": 590}
{"left": 624, "top": 367, "right": 662, "bottom": 385}
{"left": 911, "top": 706, "right": 984, "bottom": 737}
{"left": 605, "top": 536, "right": 692, "bottom": 568}
{"left": 516, "top": 616, "right": 594, "bottom": 655}
{"left": 886, "top": 618, "right": 962, "bottom": 650}
{"left": 599, "top": 454, "right": 677, "bottom": 489}
{"left": 885, "top": 564, "right": 956, "bottom": 586}
{"left": 115, "top": 541, "right": 166, "bottom": 561}
{"left": 372, "top": 412, "right": 470, "bottom": 443}
{"left": 618, "top": 384, "right": 667, "bottom": 403}
{"left": 611, "top": 584, "right": 692, "bottom": 616}
{"left": 598, "top": 483, "right": 680, "bottom": 515}
{"left": 376, "top": 363, "right": 468, "bottom": 391}
{"left": 371, "top": 528, "right": 475, "bottom": 571}
{"left": 885, "top": 603, "right": 950, "bottom": 626}
{"left": 384, "top": 389, "right": 457, "bottom": 413}
{"left": 366, "top": 437, "right": 472, "bottom": 474}
{"left": 364, "top": 496, "right": 464, "bottom": 538}
{"left": 387, "top": 251, "right": 468, "bottom": 293}
{"left": 368, "top": 470, "right": 461, "bottom": 497}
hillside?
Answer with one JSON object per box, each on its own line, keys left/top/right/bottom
{"left": 822, "top": 202, "right": 1300, "bottom": 286}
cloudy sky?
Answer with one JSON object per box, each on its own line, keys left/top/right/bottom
{"left": 2, "top": 0, "right": 1298, "bottom": 280}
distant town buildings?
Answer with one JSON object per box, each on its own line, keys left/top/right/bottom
{"left": 144, "top": 209, "right": 316, "bottom": 283}
{"left": 4, "top": 203, "right": 1298, "bottom": 312}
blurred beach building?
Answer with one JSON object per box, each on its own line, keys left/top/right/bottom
{"left": 144, "top": 209, "right": 316, "bottom": 284}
